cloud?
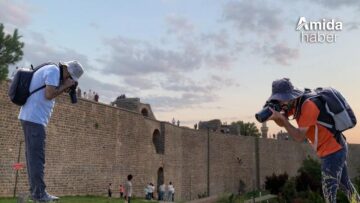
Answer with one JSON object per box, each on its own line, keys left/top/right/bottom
{"left": 89, "top": 22, "right": 101, "bottom": 30}
{"left": 221, "top": 1, "right": 300, "bottom": 65}
{"left": 22, "top": 43, "right": 91, "bottom": 70}
{"left": 312, "top": 0, "right": 360, "bottom": 9}
{"left": 346, "top": 21, "right": 360, "bottom": 30}
{"left": 201, "top": 30, "right": 230, "bottom": 50}
{"left": 0, "top": 0, "right": 32, "bottom": 27}
{"left": 79, "top": 74, "right": 133, "bottom": 103}
{"left": 144, "top": 92, "right": 217, "bottom": 111}
{"left": 159, "top": 73, "right": 238, "bottom": 96}
{"left": 100, "top": 36, "right": 203, "bottom": 76}
{"left": 261, "top": 43, "right": 299, "bottom": 66}
{"left": 123, "top": 76, "right": 157, "bottom": 90}
{"left": 222, "top": 0, "right": 283, "bottom": 37}
{"left": 159, "top": 74, "right": 210, "bottom": 93}
{"left": 166, "top": 14, "right": 195, "bottom": 35}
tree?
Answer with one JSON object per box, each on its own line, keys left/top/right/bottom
{"left": 0, "top": 23, "right": 24, "bottom": 82}
{"left": 229, "top": 121, "right": 261, "bottom": 137}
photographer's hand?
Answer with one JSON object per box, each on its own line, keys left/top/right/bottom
{"left": 45, "top": 78, "right": 75, "bottom": 100}
{"left": 268, "top": 108, "right": 286, "bottom": 127}
{"left": 269, "top": 108, "right": 307, "bottom": 142}
{"left": 63, "top": 78, "right": 76, "bottom": 89}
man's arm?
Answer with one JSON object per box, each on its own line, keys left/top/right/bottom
{"left": 269, "top": 109, "right": 308, "bottom": 142}
{"left": 45, "top": 78, "right": 75, "bottom": 100}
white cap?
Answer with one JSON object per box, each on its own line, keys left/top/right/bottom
{"left": 60, "top": 60, "right": 84, "bottom": 81}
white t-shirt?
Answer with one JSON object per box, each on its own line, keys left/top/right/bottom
{"left": 148, "top": 185, "right": 154, "bottom": 193}
{"left": 160, "top": 184, "right": 166, "bottom": 192}
{"left": 18, "top": 65, "right": 60, "bottom": 126}
{"left": 168, "top": 185, "right": 175, "bottom": 193}
{"left": 126, "top": 181, "right": 132, "bottom": 197}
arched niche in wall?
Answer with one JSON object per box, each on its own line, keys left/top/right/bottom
{"left": 153, "top": 129, "right": 164, "bottom": 154}
{"left": 157, "top": 167, "right": 164, "bottom": 187}
{"left": 141, "top": 108, "right": 149, "bottom": 117}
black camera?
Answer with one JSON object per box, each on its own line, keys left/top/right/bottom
{"left": 255, "top": 100, "right": 282, "bottom": 123}
{"left": 69, "top": 82, "right": 78, "bottom": 104}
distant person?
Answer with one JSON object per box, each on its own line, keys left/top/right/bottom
{"left": 108, "top": 183, "right": 112, "bottom": 198}
{"left": 83, "top": 91, "right": 87, "bottom": 99}
{"left": 87, "top": 89, "right": 92, "bottom": 100}
{"left": 94, "top": 92, "right": 99, "bottom": 102}
{"left": 168, "top": 182, "right": 175, "bottom": 202}
{"left": 145, "top": 183, "right": 151, "bottom": 200}
{"left": 119, "top": 184, "right": 124, "bottom": 198}
{"left": 76, "top": 87, "right": 82, "bottom": 98}
{"left": 150, "top": 183, "right": 155, "bottom": 199}
{"left": 125, "top": 174, "right": 133, "bottom": 203}
{"left": 144, "top": 185, "right": 149, "bottom": 200}
{"left": 194, "top": 123, "right": 198, "bottom": 130}
{"left": 158, "top": 182, "right": 165, "bottom": 200}
{"left": 177, "top": 120, "right": 180, "bottom": 126}
{"left": 92, "top": 91, "right": 96, "bottom": 101}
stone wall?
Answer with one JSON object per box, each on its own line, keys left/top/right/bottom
{"left": 1, "top": 81, "right": 360, "bottom": 200}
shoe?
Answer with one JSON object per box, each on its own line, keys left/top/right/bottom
{"left": 34, "top": 193, "right": 59, "bottom": 202}
{"left": 48, "top": 194, "right": 59, "bottom": 200}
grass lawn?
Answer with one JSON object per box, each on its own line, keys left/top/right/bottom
{"left": 0, "top": 196, "right": 159, "bottom": 203}
{"left": 217, "top": 191, "right": 279, "bottom": 203}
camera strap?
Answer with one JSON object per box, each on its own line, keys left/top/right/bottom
{"left": 58, "top": 63, "right": 64, "bottom": 87}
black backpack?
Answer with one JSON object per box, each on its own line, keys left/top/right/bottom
{"left": 296, "top": 87, "right": 357, "bottom": 136}
{"left": 8, "top": 62, "right": 57, "bottom": 106}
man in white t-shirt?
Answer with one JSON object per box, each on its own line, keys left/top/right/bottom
{"left": 159, "top": 183, "right": 166, "bottom": 200}
{"left": 167, "top": 182, "right": 175, "bottom": 202}
{"left": 125, "top": 174, "right": 133, "bottom": 203}
{"left": 18, "top": 61, "right": 84, "bottom": 202}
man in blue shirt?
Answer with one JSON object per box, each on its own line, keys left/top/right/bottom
{"left": 18, "top": 61, "right": 84, "bottom": 202}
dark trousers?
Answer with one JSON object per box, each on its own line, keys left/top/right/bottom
{"left": 158, "top": 191, "right": 164, "bottom": 200}
{"left": 321, "top": 135, "right": 360, "bottom": 202}
{"left": 20, "top": 120, "right": 46, "bottom": 199}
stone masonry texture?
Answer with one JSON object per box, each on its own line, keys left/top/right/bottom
{"left": 1, "top": 81, "right": 360, "bottom": 201}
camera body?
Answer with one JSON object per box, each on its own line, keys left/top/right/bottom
{"left": 69, "top": 82, "right": 78, "bottom": 104}
{"left": 255, "top": 100, "right": 282, "bottom": 123}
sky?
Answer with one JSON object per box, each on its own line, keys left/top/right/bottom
{"left": 1, "top": 0, "right": 360, "bottom": 143}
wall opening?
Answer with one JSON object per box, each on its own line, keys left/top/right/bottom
{"left": 157, "top": 167, "right": 164, "bottom": 189}
{"left": 153, "top": 129, "right": 164, "bottom": 154}
{"left": 141, "top": 108, "right": 149, "bottom": 117}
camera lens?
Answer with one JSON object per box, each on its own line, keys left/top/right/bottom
{"left": 255, "top": 107, "right": 273, "bottom": 123}
{"left": 69, "top": 89, "right": 77, "bottom": 104}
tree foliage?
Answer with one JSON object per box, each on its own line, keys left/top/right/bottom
{"left": 229, "top": 121, "right": 261, "bottom": 137}
{"left": 0, "top": 23, "right": 24, "bottom": 82}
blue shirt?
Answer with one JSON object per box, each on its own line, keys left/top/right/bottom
{"left": 18, "top": 65, "right": 60, "bottom": 126}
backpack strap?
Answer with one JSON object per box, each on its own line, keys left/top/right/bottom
{"left": 29, "top": 85, "right": 46, "bottom": 95}
{"left": 295, "top": 90, "right": 341, "bottom": 142}
{"left": 28, "top": 62, "right": 59, "bottom": 96}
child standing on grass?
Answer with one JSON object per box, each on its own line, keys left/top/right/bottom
{"left": 108, "top": 183, "right": 112, "bottom": 198}
{"left": 119, "top": 184, "right": 124, "bottom": 198}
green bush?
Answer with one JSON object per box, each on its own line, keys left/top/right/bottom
{"left": 296, "top": 156, "right": 322, "bottom": 194}
{"left": 265, "top": 173, "right": 288, "bottom": 195}
{"left": 281, "top": 177, "right": 297, "bottom": 202}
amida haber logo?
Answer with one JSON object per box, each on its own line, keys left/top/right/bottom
{"left": 296, "top": 17, "right": 342, "bottom": 44}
